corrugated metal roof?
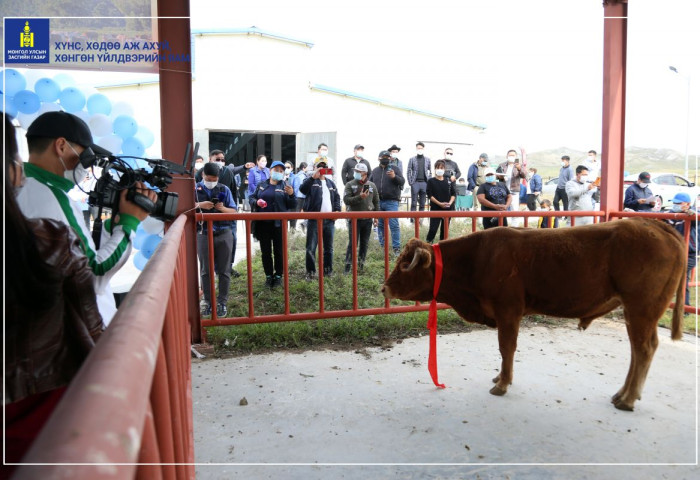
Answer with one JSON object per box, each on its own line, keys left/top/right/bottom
{"left": 309, "top": 83, "right": 487, "bottom": 130}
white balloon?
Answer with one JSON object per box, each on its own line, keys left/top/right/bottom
{"left": 89, "top": 113, "right": 112, "bottom": 137}
{"left": 141, "top": 216, "right": 164, "bottom": 234}
{"left": 97, "top": 134, "right": 123, "bottom": 154}
{"left": 80, "top": 86, "right": 99, "bottom": 98}
{"left": 110, "top": 101, "right": 134, "bottom": 119}
{"left": 16, "top": 111, "right": 40, "bottom": 129}
{"left": 38, "top": 102, "right": 62, "bottom": 114}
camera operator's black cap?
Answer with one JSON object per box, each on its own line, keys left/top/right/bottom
{"left": 26, "top": 111, "right": 112, "bottom": 157}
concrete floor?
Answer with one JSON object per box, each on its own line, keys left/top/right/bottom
{"left": 191, "top": 319, "right": 699, "bottom": 479}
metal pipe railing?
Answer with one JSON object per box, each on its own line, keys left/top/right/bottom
{"left": 14, "top": 214, "right": 194, "bottom": 480}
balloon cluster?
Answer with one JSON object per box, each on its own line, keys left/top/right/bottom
{"left": 2, "top": 68, "right": 160, "bottom": 270}
{"left": 1, "top": 68, "right": 155, "bottom": 159}
{"left": 131, "top": 217, "right": 164, "bottom": 270}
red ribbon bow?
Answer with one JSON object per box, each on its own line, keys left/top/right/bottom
{"left": 427, "top": 243, "right": 446, "bottom": 389}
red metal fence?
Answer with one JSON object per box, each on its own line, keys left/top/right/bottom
{"left": 13, "top": 215, "right": 195, "bottom": 480}
{"left": 197, "top": 208, "right": 696, "bottom": 338}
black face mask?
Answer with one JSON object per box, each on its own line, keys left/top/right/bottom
{"left": 380, "top": 158, "right": 390, "bottom": 166}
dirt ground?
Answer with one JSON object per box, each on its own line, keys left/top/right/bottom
{"left": 191, "top": 319, "right": 699, "bottom": 480}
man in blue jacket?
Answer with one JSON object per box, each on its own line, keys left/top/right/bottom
{"left": 300, "top": 157, "right": 341, "bottom": 279}
{"left": 623, "top": 171, "right": 656, "bottom": 211}
{"left": 525, "top": 167, "right": 542, "bottom": 211}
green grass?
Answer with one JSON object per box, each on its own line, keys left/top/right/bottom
{"left": 205, "top": 218, "right": 697, "bottom": 355}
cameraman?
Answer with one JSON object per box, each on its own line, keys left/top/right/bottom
{"left": 17, "top": 112, "right": 156, "bottom": 325}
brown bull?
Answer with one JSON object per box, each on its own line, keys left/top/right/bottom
{"left": 381, "top": 218, "right": 686, "bottom": 411}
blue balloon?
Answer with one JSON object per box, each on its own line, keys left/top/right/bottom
{"left": 87, "top": 93, "right": 111, "bottom": 115}
{"left": 58, "top": 87, "right": 86, "bottom": 113}
{"left": 0, "top": 92, "right": 19, "bottom": 117}
{"left": 3, "top": 69, "right": 26, "bottom": 96}
{"left": 34, "top": 78, "right": 60, "bottom": 102}
{"left": 133, "top": 251, "right": 149, "bottom": 271}
{"left": 121, "top": 136, "right": 145, "bottom": 157}
{"left": 132, "top": 227, "right": 149, "bottom": 250}
{"left": 113, "top": 115, "right": 138, "bottom": 139}
{"left": 13, "top": 90, "right": 41, "bottom": 114}
{"left": 140, "top": 234, "right": 162, "bottom": 259}
{"left": 135, "top": 125, "right": 155, "bottom": 149}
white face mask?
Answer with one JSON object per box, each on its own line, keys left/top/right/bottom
{"left": 561, "top": 162, "right": 567, "bottom": 167}
{"left": 391, "top": 152, "right": 397, "bottom": 158}
{"left": 61, "top": 144, "right": 89, "bottom": 184}
{"left": 580, "top": 175, "right": 589, "bottom": 183}
{"left": 417, "top": 150, "right": 424, "bottom": 156}
{"left": 639, "top": 182, "right": 649, "bottom": 188}
{"left": 319, "top": 150, "right": 328, "bottom": 158}
{"left": 435, "top": 169, "right": 445, "bottom": 177}
{"left": 355, "top": 151, "right": 363, "bottom": 158}
{"left": 285, "top": 167, "right": 292, "bottom": 174}
{"left": 194, "top": 162, "right": 204, "bottom": 171}
{"left": 507, "top": 156, "right": 516, "bottom": 163}
{"left": 588, "top": 155, "right": 596, "bottom": 161}
{"left": 203, "top": 180, "right": 217, "bottom": 189}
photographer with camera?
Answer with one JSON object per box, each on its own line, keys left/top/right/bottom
{"left": 17, "top": 111, "right": 157, "bottom": 325}
{"left": 195, "top": 162, "right": 238, "bottom": 317}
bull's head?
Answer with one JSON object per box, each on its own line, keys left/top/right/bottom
{"left": 381, "top": 238, "right": 435, "bottom": 302}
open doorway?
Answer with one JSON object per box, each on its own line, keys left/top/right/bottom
{"left": 209, "top": 131, "right": 297, "bottom": 167}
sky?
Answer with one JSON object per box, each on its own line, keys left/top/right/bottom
{"left": 3, "top": 0, "right": 699, "bottom": 156}
{"left": 189, "top": 0, "right": 699, "bottom": 155}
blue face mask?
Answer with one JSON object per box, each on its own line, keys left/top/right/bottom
{"left": 271, "top": 171, "right": 284, "bottom": 182}
{"left": 353, "top": 172, "right": 362, "bottom": 181}
{"left": 671, "top": 204, "right": 682, "bottom": 213}
{"left": 485, "top": 175, "right": 496, "bottom": 183}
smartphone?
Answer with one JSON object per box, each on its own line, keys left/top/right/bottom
{"left": 319, "top": 167, "right": 333, "bottom": 176}
{"left": 211, "top": 198, "right": 220, "bottom": 205}
{"left": 362, "top": 184, "right": 370, "bottom": 193}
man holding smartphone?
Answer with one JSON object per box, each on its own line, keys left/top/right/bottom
{"left": 194, "top": 162, "right": 238, "bottom": 317}
{"left": 342, "top": 163, "right": 379, "bottom": 274}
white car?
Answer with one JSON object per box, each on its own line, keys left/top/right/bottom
{"left": 623, "top": 172, "right": 700, "bottom": 209}
{"left": 542, "top": 178, "right": 559, "bottom": 195}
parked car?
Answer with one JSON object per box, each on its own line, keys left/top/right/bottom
{"left": 622, "top": 172, "right": 700, "bottom": 209}
{"left": 542, "top": 178, "right": 559, "bottom": 195}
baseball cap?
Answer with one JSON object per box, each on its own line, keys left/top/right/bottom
{"left": 484, "top": 167, "right": 497, "bottom": 176}
{"left": 354, "top": 144, "right": 364, "bottom": 150}
{"left": 313, "top": 157, "right": 328, "bottom": 166}
{"left": 26, "top": 111, "right": 112, "bottom": 158}
{"left": 672, "top": 192, "right": 691, "bottom": 204}
{"left": 353, "top": 163, "right": 368, "bottom": 173}
{"left": 269, "top": 160, "right": 285, "bottom": 170}
{"left": 378, "top": 150, "right": 392, "bottom": 159}
{"left": 479, "top": 153, "right": 489, "bottom": 160}
{"left": 638, "top": 172, "right": 651, "bottom": 182}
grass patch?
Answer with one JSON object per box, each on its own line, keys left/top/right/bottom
{"left": 206, "top": 218, "right": 697, "bottom": 355}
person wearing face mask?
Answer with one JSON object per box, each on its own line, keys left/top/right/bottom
{"left": 407, "top": 141, "right": 432, "bottom": 223}
{"left": 425, "top": 160, "right": 456, "bottom": 243}
{"left": 440, "top": 147, "right": 461, "bottom": 183}
{"left": 342, "top": 163, "right": 379, "bottom": 274}
{"left": 664, "top": 192, "right": 697, "bottom": 308}
{"left": 467, "top": 153, "right": 489, "bottom": 211}
{"left": 496, "top": 149, "right": 527, "bottom": 225}
{"left": 249, "top": 161, "right": 297, "bottom": 288}
{"left": 313, "top": 142, "right": 336, "bottom": 183}
{"left": 193, "top": 155, "right": 205, "bottom": 174}
{"left": 195, "top": 150, "right": 254, "bottom": 278}
{"left": 300, "top": 156, "right": 342, "bottom": 279}
{"left": 623, "top": 172, "right": 656, "bottom": 212}
{"left": 583, "top": 150, "right": 601, "bottom": 208}
{"left": 195, "top": 162, "right": 238, "bottom": 316}
{"left": 341, "top": 144, "right": 371, "bottom": 185}
{"left": 284, "top": 161, "right": 294, "bottom": 182}
{"left": 290, "top": 162, "right": 309, "bottom": 233}
{"left": 525, "top": 167, "right": 542, "bottom": 211}
{"left": 387, "top": 144, "right": 405, "bottom": 175}
{"left": 476, "top": 167, "right": 511, "bottom": 230}
{"left": 248, "top": 154, "right": 271, "bottom": 196}
{"left": 4, "top": 113, "right": 105, "bottom": 471}
{"left": 565, "top": 165, "right": 596, "bottom": 225}
{"left": 370, "top": 150, "right": 406, "bottom": 255}
{"left": 553, "top": 155, "right": 574, "bottom": 216}
{"left": 17, "top": 111, "right": 157, "bottom": 325}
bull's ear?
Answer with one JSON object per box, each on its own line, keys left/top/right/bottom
{"left": 404, "top": 246, "right": 432, "bottom": 272}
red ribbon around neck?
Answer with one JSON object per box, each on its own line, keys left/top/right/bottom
{"left": 427, "top": 243, "right": 446, "bottom": 389}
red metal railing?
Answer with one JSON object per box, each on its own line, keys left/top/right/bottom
{"left": 196, "top": 208, "right": 618, "bottom": 336}
{"left": 13, "top": 214, "right": 194, "bottom": 480}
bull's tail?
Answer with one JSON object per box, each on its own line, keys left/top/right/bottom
{"left": 671, "top": 254, "right": 687, "bottom": 341}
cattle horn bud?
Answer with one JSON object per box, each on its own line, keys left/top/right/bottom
{"left": 405, "top": 247, "right": 431, "bottom": 272}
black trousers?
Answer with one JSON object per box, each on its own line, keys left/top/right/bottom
{"left": 345, "top": 218, "right": 373, "bottom": 267}
{"left": 553, "top": 187, "right": 568, "bottom": 211}
{"left": 256, "top": 220, "right": 284, "bottom": 277}
{"left": 426, "top": 214, "right": 451, "bottom": 243}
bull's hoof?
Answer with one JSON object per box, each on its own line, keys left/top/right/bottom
{"left": 612, "top": 395, "right": 635, "bottom": 411}
{"left": 489, "top": 384, "right": 508, "bottom": 396}
{"left": 492, "top": 375, "right": 500, "bottom": 384}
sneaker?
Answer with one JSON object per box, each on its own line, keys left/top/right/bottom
{"left": 393, "top": 247, "right": 401, "bottom": 256}
{"left": 305, "top": 272, "right": 316, "bottom": 281}
{"left": 201, "top": 303, "right": 211, "bottom": 316}
{"left": 265, "top": 275, "right": 273, "bottom": 288}
{"left": 231, "top": 268, "right": 241, "bottom": 278}
{"left": 216, "top": 303, "right": 227, "bottom": 317}
{"left": 323, "top": 269, "right": 333, "bottom": 278}
{"left": 271, "top": 275, "right": 282, "bottom": 288}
